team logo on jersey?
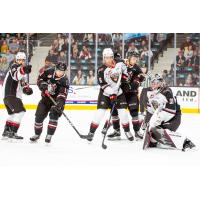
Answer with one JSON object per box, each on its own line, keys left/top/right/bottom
{"left": 169, "top": 98, "right": 174, "bottom": 104}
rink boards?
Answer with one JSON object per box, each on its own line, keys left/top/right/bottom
{"left": 0, "top": 85, "right": 200, "bottom": 113}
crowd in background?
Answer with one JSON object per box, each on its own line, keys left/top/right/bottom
{"left": 0, "top": 33, "right": 199, "bottom": 87}
{"left": 167, "top": 34, "right": 200, "bottom": 87}
{"left": 0, "top": 33, "right": 36, "bottom": 84}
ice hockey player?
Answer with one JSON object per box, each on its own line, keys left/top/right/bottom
{"left": 2, "top": 52, "right": 33, "bottom": 139}
{"left": 103, "top": 52, "right": 145, "bottom": 140}
{"left": 30, "top": 62, "right": 69, "bottom": 143}
{"left": 86, "top": 48, "right": 134, "bottom": 142}
{"left": 143, "top": 74, "right": 195, "bottom": 151}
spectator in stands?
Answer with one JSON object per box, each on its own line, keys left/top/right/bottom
{"left": 57, "top": 51, "right": 67, "bottom": 64}
{"left": 5, "top": 33, "right": 11, "bottom": 44}
{"left": 9, "top": 38, "right": 19, "bottom": 54}
{"left": 83, "top": 34, "right": 94, "bottom": 42}
{"left": 48, "top": 49, "right": 58, "bottom": 64}
{"left": 86, "top": 69, "right": 95, "bottom": 85}
{"left": 58, "top": 34, "right": 64, "bottom": 52}
{"left": 162, "top": 69, "right": 171, "bottom": 86}
{"left": 6, "top": 49, "right": 15, "bottom": 63}
{"left": 39, "top": 57, "right": 53, "bottom": 74}
{"left": 0, "top": 57, "right": 8, "bottom": 72}
{"left": 126, "top": 42, "right": 139, "bottom": 57}
{"left": 112, "top": 33, "right": 122, "bottom": 42}
{"left": 51, "top": 39, "right": 59, "bottom": 53}
{"left": 141, "top": 40, "right": 147, "bottom": 49}
{"left": 72, "top": 43, "right": 79, "bottom": 60}
{"left": 1, "top": 40, "right": 9, "bottom": 54}
{"left": 140, "top": 46, "right": 153, "bottom": 67}
{"left": 184, "top": 74, "right": 195, "bottom": 86}
{"left": 176, "top": 50, "right": 186, "bottom": 67}
{"left": 181, "top": 36, "right": 192, "bottom": 51}
{"left": 156, "top": 33, "right": 167, "bottom": 43}
{"left": 79, "top": 45, "right": 91, "bottom": 60}
{"left": 188, "top": 50, "right": 199, "bottom": 67}
{"left": 184, "top": 45, "right": 193, "bottom": 61}
{"left": 61, "top": 38, "right": 68, "bottom": 53}
{"left": 72, "top": 69, "right": 85, "bottom": 85}
{"left": 98, "top": 34, "right": 112, "bottom": 44}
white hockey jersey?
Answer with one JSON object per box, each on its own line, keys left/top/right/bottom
{"left": 147, "top": 87, "right": 179, "bottom": 123}
{"left": 98, "top": 62, "right": 128, "bottom": 97}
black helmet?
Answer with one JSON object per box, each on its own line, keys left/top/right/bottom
{"left": 56, "top": 62, "right": 67, "bottom": 71}
{"left": 127, "top": 51, "right": 139, "bottom": 59}
{"left": 114, "top": 52, "right": 123, "bottom": 63}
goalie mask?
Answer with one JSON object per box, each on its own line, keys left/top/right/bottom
{"left": 151, "top": 74, "right": 164, "bottom": 90}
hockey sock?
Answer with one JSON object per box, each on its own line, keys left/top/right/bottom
{"left": 122, "top": 123, "right": 130, "bottom": 132}
{"left": 6, "top": 121, "right": 20, "bottom": 133}
{"left": 112, "top": 116, "right": 120, "bottom": 131}
{"left": 34, "top": 122, "right": 43, "bottom": 136}
{"left": 132, "top": 117, "right": 140, "bottom": 132}
{"left": 47, "top": 119, "right": 58, "bottom": 135}
{"left": 89, "top": 122, "right": 99, "bottom": 133}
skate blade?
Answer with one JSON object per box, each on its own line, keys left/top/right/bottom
{"left": 135, "top": 137, "right": 143, "bottom": 141}
{"left": 6, "top": 138, "right": 23, "bottom": 143}
{"left": 29, "top": 140, "right": 39, "bottom": 144}
{"left": 107, "top": 136, "right": 121, "bottom": 141}
{"left": 1, "top": 136, "right": 9, "bottom": 141}
{"left": 182, "top": 146, "right": 198, "bottom": 152}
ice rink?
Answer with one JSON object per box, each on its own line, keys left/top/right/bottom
{"left": 0, "top": 109, "right": 200, "bottom": 200}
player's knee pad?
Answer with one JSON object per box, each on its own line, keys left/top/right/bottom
{"left": 7, "top": 114, "right": 15, "bottom": 122}
{"left": 112, "top": 107, "right": 118, "bottom": 117}
{"left": 129, "top": 109, "right": 139, "bottom": 118}
{"left": 35, "top": 114, "right": 46, "bottom": 123}
{"left": 12, "top": 111, "right": 25, "bottom": 124}
{"left": 93, "top": 109, "right": 106, "bottom": 125}
{"left": 49, "top": 111, "right": 60, "bottom": 121}
{"left": 118, "top": 109, "right": 129, "bottom": 124}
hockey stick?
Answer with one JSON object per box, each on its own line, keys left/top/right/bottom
{"left": 46, "top": 93, "right": 86, "bottom": 139}
{"left": 26, "top": 33, "right": 30, "bottom": 84}
{"left": 102, "top": 102, "right": 117, "bottom": 149}
{"left": 142, "top": 124, "right": 151, "bottom": 150}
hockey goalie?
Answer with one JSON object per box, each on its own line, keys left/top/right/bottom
{"left": 142, "top": 74, "right": 196, "bottom": 151}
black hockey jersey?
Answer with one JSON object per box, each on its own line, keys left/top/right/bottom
{"left": 2, "top": 61, "right": 27, "bottom": 99}
{"left": 121, "top": 64, "right": 143, "bottom": 93}
{"left": 37, "top": 67, "right": 69, "bottom": 105}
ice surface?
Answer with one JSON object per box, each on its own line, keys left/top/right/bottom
{"left": 0, "top": 110, "right": 199, "bottom": 200}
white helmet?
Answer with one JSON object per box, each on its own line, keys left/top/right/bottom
{"left": 16, "top": 52, "right": 26, "bottom": 61}
{"left": 102, "top": 48, "right": 114, "bottom": 59}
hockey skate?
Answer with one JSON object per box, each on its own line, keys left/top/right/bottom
{"left": 182, "top": 138, "right": 196, "bottom": 152}
{"left": 107, "top": 129, "right": 121, "bottom": 140}
{"left": 30, "top": 135, "right": 40, "bottom": 142}
{"left": 2, "top": 125, "right": 11, "bottom": 139}
{"left": 8, "top": 131, "right": 23, "bottom": 140}
{"left": 86, "top": 132, "right": 95, "bottom": 142}
{"left": 124, "top": 131, "right": 134, "bottom": 141}
{"left": 45, "top": 134, "right": 52, "bottom": 143}
{"left": 135, "top": 131, "right": 143, "bottom": 140}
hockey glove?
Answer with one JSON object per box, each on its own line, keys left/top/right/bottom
{"left": 23, "top": 85, "right": 33, "bottom": 95}
{"left": 21, "top": 65, "right": 32, "bottom": 74}
{"left": 109, "top": 94, "right": 118, "bottom": 104}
